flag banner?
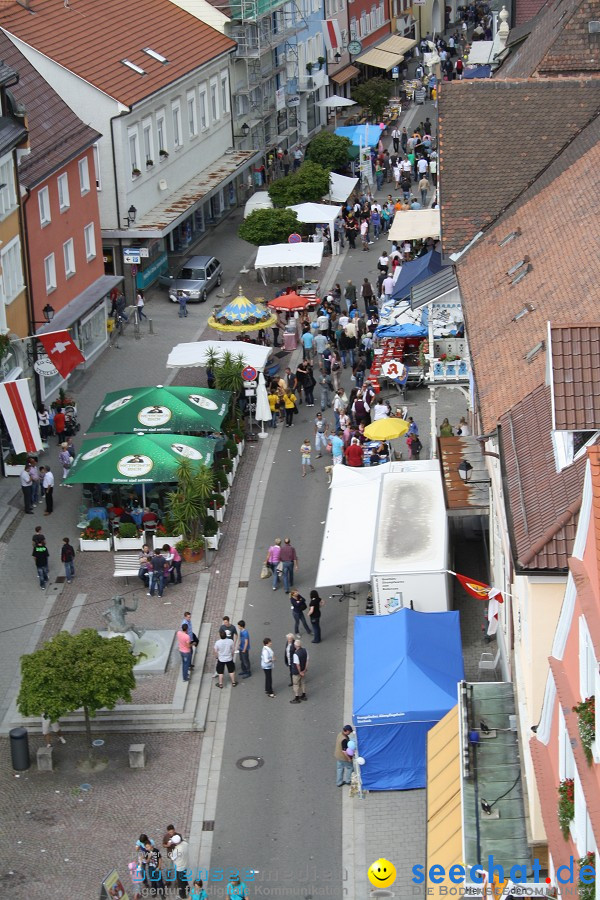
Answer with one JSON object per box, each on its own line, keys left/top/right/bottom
{"left": 38, "top": 330, "right": 85, "bottom": 378}
{"left": 322, "top": 18, "right": 342, "bottom": 52}
{"left": 454, "top": 572, "right": 492, "bottom": 599}
{"left": 0, "top": 378, "right": 42, "bottom": 454}
{"left": 487, "top": 595, "right": 501, "bottom": 636}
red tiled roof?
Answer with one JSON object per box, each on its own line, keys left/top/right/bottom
{"left": 549, "top": 324, "right": 600, "bottom": 431}
{"left": 498, "top": 0, "right": 600, "bottom": 78}
{"left": 438, "top": 78, "right": 600, "bottom": 255}
{"left": 514, "top": 0, "right": 547, "bottom": 27}
{"left": 499, "top": 384, "right": 586, "bottom": 570}
{"left": 0, "top": 31, "right": 100, "bottom": 187}
{"left": 455, "top": 114, "right": 600, "bottom": 432}
{"left": 0, "top": 0, "right": 235, "bottom": 106}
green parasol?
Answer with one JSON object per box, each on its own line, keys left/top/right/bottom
{"left": 65, "top": 433, "right": 216, "bottom": 486}
{"left": 88, "top": 385, "right": 231, "bottom": 434}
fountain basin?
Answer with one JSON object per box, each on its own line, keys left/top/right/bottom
{"left": 99, "top": 630, "right": 175, "bottom": 675}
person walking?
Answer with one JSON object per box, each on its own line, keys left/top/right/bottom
{"left": 261, "top": 637, "right": 275, "bottom": 697}
{"left": 61, "top": 537, "right": 75, "bottom": 583}
{"left": 176, "top": 290, "right": 188, "bottom": 318}
{"left": 176, "top": 624, "right": 193, "bottom": 682}
{"left": 265, "top": 537, "right": 282, "bottom": 590}
{"left": 32, "top": 536, "right": 50, "bottom": 590}
{"left": 335, "top": 725, "right": 354, "bottom": 786}
{"left": 282, "top": 387, "right": 297, "bottom": 427}
{"left": 290, "top": 589, "right": 312, "bottom": 637}
{"left": 41, "top": 715, "right": 67, "bottom": 746}
{"left": 391, "top": 126, "right": 400, "bottom": 153}
{"left": 279, "top": 537, "right": 298, "bottom": 593}
{"left": 136, "top": 290, "right": 148, "bottom": 321}
{"left": 237, "top": 619, "right": 251, "bottom": 678}
{"left": 181, "top": 611, "right": 199, "bottom": 667}
{"left": 214, "top": 628, "right": 237, "bottom": 688}
{"left": 419, "top": 175, "right": 429, "bottom": 206}
{"left": 53, "top": 409, "right": 66, "bottom": 444}
{"left": 58, "top": 442, "right": 72, "bottom": 486}
{"left": 40, "top": 466, "right": 54, "bottom": 515}
{"left": 300, "top": 438, "right": 315, "bottom": 477}
{"left": 308, "top": 590, "right": 323, "bottom": 643}
{"left": 284, "top": 633, "right": 295, "bottom": 686}
{"left": 20, "top": 463, "right": 34, "bottom": 514}
{"left": 226, "top": 873, "right": 249, "bottom": 899}
{"left": 147, "top": 548, "right": 166, "bottom": 598}
{"left": 314, "top": 412, "right": 329, "bottom": 458}
{"left": 289, "top": 639, "right": 308, "bottom": 703}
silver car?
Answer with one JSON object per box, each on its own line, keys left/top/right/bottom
{"left": 159, "top": 254, "right": 222, "bottom": 302}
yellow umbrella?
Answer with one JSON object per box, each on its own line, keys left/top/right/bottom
{"left": 364, "top": 418, "right": 410, "bottom": 441}
{"left": 208, "top": 287, "right": 277, "bottom": 333}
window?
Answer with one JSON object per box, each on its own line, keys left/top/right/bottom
{"left": 210, "top": 78, "right": 219, "bottom": 121}
{"left": 156, "top": 110, "right": 167, "bottom": 155}
{"left": 0, "top": 156, "right": 17, "bottom": 219}
{"left": 199, "top": 88, "right": 208, "bottom": 130}
{"left": 63, "top": 238, "right": 76, "bottom": 278}
{"left": 172, "top": 100, "right": 182, "bottom": 148}
{"left": 78, "top": 157, "right": 90, "bottom": 194}
{"left": 143, "top": 118, "right": 154, "bottom": 164}
{"left": 579, "top": 616, "right": 596, "bottom": 699}
{"left": 92, "top": 142, "right": 102, "bottom": 190}
{"left": 38, "top": 186, "right": 51, "bottom": 226}
{"left": 84, "top": 223, "right": 96, "bottom": 261}
{"left": 1, "top": 236, "right": 24, "bottom": 302}
{"left": 44, "top": 253, "right": 56, "bottom": 294}
{"left": 187, "top": 90, "right": 198, "bottom": 137}
{"left": 558, "top": 709, "right": 575, "bottom": 780}
{"left": 128, "top": 128, "right": 140, "bottom": 173}
{"left": 220, "top": 71, "right": 229, "bottom": 114}
{"left": 57, "top": 172, "right": 70, "bottom": 211}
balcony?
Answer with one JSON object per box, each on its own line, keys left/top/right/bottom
{"left": 230, "top": 0, "right": 288, "bottom": 22}
{"left": 298, "top": 67, "right": 328, "bottom": 92}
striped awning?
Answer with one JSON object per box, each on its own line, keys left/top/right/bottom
{"left": 330, "top": 64, "right": 360, "bottom": 84}
{"left": 356, "top": 48, "right": 403, "bottom": 71}
{"left": 426, "top": 706, "right": 464, "bottom": 899}
{"left": 377, "top": 35, "right": 417, "bottom": 55}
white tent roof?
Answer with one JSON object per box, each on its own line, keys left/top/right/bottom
{"left": 388, "top": 209, "right": 441, "bottom": 243}
{"left": 287, "top": 202, "right": 342, "bottom": 226}
{"left": 244, "top": 191, "right": 273, "bottom": 218}
{"left": 468, "top": 41, "right": 494, "bottom": 64}
{"left": 166, "top": 340, "right": 272, "bottom": 370}
{"left": 316, "top": 96, "right": 357, "bottom": 108}
{"left": 329, "top": 172, "right": 358, "bottom": 203}
{"left": 254, "top": 242, "right": 324, "bottom": 269}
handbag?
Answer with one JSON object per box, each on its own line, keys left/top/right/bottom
{"left": 260, "top": 565, "right": 270, "bottom": 579}
{"left": 292, "top": 404, "right": 299, "bottom": 415}
{"left": 276, "top": 562, "right": 283, "bottom": 574}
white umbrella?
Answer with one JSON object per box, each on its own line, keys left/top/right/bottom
{"left": 316, "top": 95, "right": 357, "bottom": 128}
{"left": 255, "top": 371, "right": 271, "bottom": 440}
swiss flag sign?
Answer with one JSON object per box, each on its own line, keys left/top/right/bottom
{"left": 38, "top": 330, "right": 85, "bottom": 378}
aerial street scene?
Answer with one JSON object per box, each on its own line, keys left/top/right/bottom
{"left": 0, "top": 0, "right": 597, "bottom": 897}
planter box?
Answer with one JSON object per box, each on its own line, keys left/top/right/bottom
{"left": 206, "top": 531, "right": 222, "bottom": 551}
{"left": 4, "top": 463, "right": 24, "bottom": 476}
{"left": 231, "top": 457, "right": 239, "bottom": 476}
{"left": 237, "top": 440, "right": 244, "bottom": 456}
{"left": 226, "top": 471, "right": 234, "bottom": 487}
{"left": 206, "top": 506, "right": 224, "bottom": 523}
{"left": 79, "top": 537, "right": 112, "bottom": 552}
{"left": 153, "top": 534, "right": 182, "bottom": 550}
{"left": 223, "top": 488, "right": 230, "bottom": 504}
{"left": 113, "top": 535, "right": 145, "bottom": 551}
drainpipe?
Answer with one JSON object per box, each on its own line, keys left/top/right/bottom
{"left": 21, "top": 186, "right": 42, "bottom": 409}
{"left": 110, "top": 109, "right": 131, "bottom": 300}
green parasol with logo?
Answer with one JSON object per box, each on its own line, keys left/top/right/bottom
{"left": 88, "top": 385, "right": 231, "bottom": 435}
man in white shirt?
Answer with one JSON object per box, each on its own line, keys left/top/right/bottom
{"left": 417, "top": 157, "right": 429, "bottom": 178}
{"left": 168, "top": 835, "right": 190, "bottom": 898}
{"left": 40, "top": 466, "right": 54, "bottom": 515}
{"left": 214, "top": 628, "right": 237, "bottom": 688}
{"left": 20, "top": 464, "right": 33, "bottom": 514}
{"left": 391, "top": 127, "right": 400, "bottom": 153}
{"left": 338, "top": 313, "right": 349, "bottom": 330}
{"left": 382, "top": 274, "right": 395, "bottom": 299}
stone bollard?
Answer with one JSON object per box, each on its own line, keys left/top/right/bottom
{"left": 37, "top": 745, "right": 54, "bottom": 772}
{"left": 129, "top": 743, "right": 147, "bottom": 768}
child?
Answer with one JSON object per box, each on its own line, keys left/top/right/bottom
{"left": 61, "top": 537, "right": 75, "bottom": 583}
{"left": 191, "top": 880, "right": 207, "bottom": 900}
{"left": 300, "top": 439, "right": 315, "bottom": 477}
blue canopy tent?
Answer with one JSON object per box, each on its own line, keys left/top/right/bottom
{"left": 353, "top": 609, "right": 464, "bottom": 790}
{"left": 334, "top": 124, "right": 384, "bottom": 147}
{"left": 463, "top": 64, "right": 492, "bottom": 78}
{"left": 391, "top": 250, "right": 445, "bottom": 300}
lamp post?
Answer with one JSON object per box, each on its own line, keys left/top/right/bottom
{"left": 457, "top": 459, "right": 491, "bottom": 485}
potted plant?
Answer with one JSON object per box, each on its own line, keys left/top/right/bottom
{"left": 318, "top": 56, "right": 326, "bottom": 69}
{"left": 206, "top": 492, "right": 225, "bottom": 523}
{"left": 577, "top": 853, "right": 595, "bottom": 900}
{"left": 132, "top": 167, "right": 141, "bottom": 177}
{"left": 153, "top": 516, "right": 182, "bottom": 550}
{"left": 165, "top": 458, "right": 214, "bottom": 562}
{"left": 204, "top": 515, "right": 221, "bottom": 550}
{"left": 0, "top": 333, "right": 11, "bottom": 361}
{"left": 557, "top": 778, "right": 574, "bottom": 838}
{"left": 306, "top": 62, "right": 313, "bottom": 74}
{"left": 3, "top": 450, "right": 28, "bottom": 476}
{"left": 146, "top": 158, "right": 154, "bottom": 168}
{"left": 80, "top": 517, "right": 111, "bottom": 552}
{"left": 159, "top": 149, "right": 169, "bottom": 159}
{"left": 113, "top": 521, "right": 145, "bottom": 551}
{"left": 50, "top": 387, "right": 76, "bottom": 413}
{"left": 213, "top": 469, "right": 229, "bottom": 493}
{"left": 573, "top": 696, "right": 595, "bottom": 763}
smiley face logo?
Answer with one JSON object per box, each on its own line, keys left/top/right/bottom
{"left": 368, "top": 859, "right": 396, "bottom": 889}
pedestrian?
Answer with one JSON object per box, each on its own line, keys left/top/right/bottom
{"left": 283, "top": 633, "right": 295, "bottom": 686}
{"left": 191, "top": 880, "right": 208, "bottom": 900}
{"left": 290, "top": 589, "right": 312, "bottom": 637}
{"left": 53, "top": 409, "right": 66, "bottom": 444}
{"left": 439, "top": 417, "right": 453, "bottom": 437}
{"left": 181, "top": 611, "right": 199, "bottom": 667}
{"left": 32, "top": 525, "right": 45, "bottom": 547}
{"left": 265, "top": 537, "right": 282, "bottom": 590}
{"left": 28, "top": 457, "right": 41, "bottom": 506}
{"left": 41, "top": 714, "right": 67, "bottom": 746}
{"left": 406, "top": 432, "right": 422, "bottom": 459}
{"left": 289, "top": 638, "right": 308, "bottom": 703}
{"left": 300, "top": 438, "right": 315, "bottom": 477}
{"left": 391, "top": 126, "right": 400, "bottom": 153}
{"left": 457, "top": 416, "right": 471, "bottom": 436}
{"left": 176, "top": 623, "right": 193, "bottom": 681}
{"left": 33, "top": 536, "right": 50, "bottom": 590}
{"left": 136, "top": 290, "right": 148, "bottom": 321}
{"left": 61, "top": 537, "right": 75, "bottom": 583}
{"left": 226, "top": 873, "right": 249, "bottom": 899}
{"left": 314, "top": 411, "right": 329, "bottom": 458}
{"left": 308, "top": 590, "right": 323, "bottom": 643}
{"left": 37, "top": 405, "right": 51, "bottom": 441}
{"left": 261, "top": 637, "right": 275, "bottom": 697}
{"left": 214, "top": 627, "right": 237, "bottom": 688}
{"left": 167, "top": 834, "right": 190, "bottom": 900}
{"left": 237, "top": 619, "right": 251, "bottom": 678}
{"left": 142, "top": 839, "right": 165, "bottom": 897}
{"left": 59, "top": 442, "right": 72, "bottom": 486}
{"left": 330, "top": 429, "right": 344, "bottom": 466}
{"left": 344, "top": 437, "right": 364, "bottom": 467}
{"left": 163, "top": 543, "right": 182, "bottom": 584}
{"left": 335, "top": 725, "right": 354, "bottom": 786}
{"left": 282, "top": 387, "right": 297, "bottom": 427}
{"left": 360, "top": 219, "right": 369, "bottom": 251}
{"left": 419, "top": 175, "right": 429, "bottom": 206}
{"left": 279, "top": 537, "right": 298, "bottom": 593}
{"left": 40, "top": 466, "right": 54, "bottom": 515}
{"left": 221, "top": 615, "right": 238, "bottom": 648}
{"left": 147, "top": 548, "right": 166, "bottom": 598}
{"left": 20, "top": 463, "right": 34, "bottom": 513}
{"left": 177, "top": 290, "right": 187, "bottom": 318}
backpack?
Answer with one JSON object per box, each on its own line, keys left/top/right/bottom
{"left": 62, "top": 543, "right": 75, "bottom": 562}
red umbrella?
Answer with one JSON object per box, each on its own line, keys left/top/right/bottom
{"left": 267, "top": 292, "right": 317, "bottom": 312}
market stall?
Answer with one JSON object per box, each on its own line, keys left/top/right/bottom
{"left": 388, "top": 209, "right": 441, "bottom": 245}
{"left": 287, "top": 202, "right": 343, "bottom": 256}
{"left": 166, "top": 341, "right": 272, "bottom": 372}
{"left": 254, "top": 242, "right": 324, "bottom": 286}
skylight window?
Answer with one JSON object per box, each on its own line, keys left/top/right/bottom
{"left": 121, "top": 59, "right": 146, "bottom": 75}
{"left": 511, "top": 264, "right": 532, "bottom": 285}
{"left": 143, "top": 48, "right": 168, "bottom": 64}
{"left": 507, "top": 257, "right": 529, "bottom": 276}
{"left": 512, "top": 302, "right": 535, "bottom": 322}
{"left": 499, "top": 229, "right": 521, "bottom": 247}
{"left": 525, "top": 340, "right": 545, "bottom": 363}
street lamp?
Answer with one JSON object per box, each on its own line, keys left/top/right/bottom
{"left": 241, "top": 122, "right": 250, "bottom": 138}
{"left": 42, "top": 303, "right": 55, "bottom": 323}
{"left": 123, "top": 205, "right": 137, "bottom": 229}
{"left": 334, "top": 51, "right": 341, "bottom": 63}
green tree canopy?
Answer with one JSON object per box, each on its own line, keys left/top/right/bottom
{"left": 352, "top": 78, "right": 393, "bottom": 121}
{"left": 268, "top": 161, "right": 330, "bottom": 207}
{"left": 306, "top": 132, "right": 352, "bottom": 172}
{"left": 18, "top": 629, "right": 136, "bottom": 747}
{"left": 238, "top": 208, "right": 302, "bottom": 246}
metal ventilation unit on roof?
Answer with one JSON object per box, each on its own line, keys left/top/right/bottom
{"left": 512, "top": 302, "right": 535, "bottom": 322}
{"left": 121, "top": 59, "right": 146, "bottom": 75}
{"left": 511, "top": 263, "right": 532, "bottom": 285}
{"left": 143, "top": 48, "right": 168, "bottom": 64}
{"left": 589, "top": 20, "right": 600, "bottom": 32}
{"left": 499, "top": 228, "right": 521, "bottom": 247}
{"left": 507, "top": 256, "right": 530, "bottom": 276}
{"left": 525, "top": 340, "right": 545, "bottom": 363}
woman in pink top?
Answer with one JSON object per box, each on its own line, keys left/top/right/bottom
{"left": 265, "top": 538, "right": 282, "bottom": 591}
{"left": 176, "top": 624, "right": 192, "bottom": 682}
{"left": 163, "top": 543, "right": 182, "bottom": 585}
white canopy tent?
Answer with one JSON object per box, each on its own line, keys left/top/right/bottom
{"left": 287, "top": 202, "right": 343, "bottom": 255}
{"left": 243, "top": 191, "right": 273, "bottom": 218}
{"left": 254, "top": 241, "right": 324, "bottom": 286}
{"left": 468, "top": 41, "right": 495, "bottom": 64}
{"left": 329, "top": 172, "right": 358, "bottom": 203}
{"left": 166, "top": 340, "right": 272, "bottom": 371}
{"left": 388, "top": 209, "right": 441, "bottom": 244}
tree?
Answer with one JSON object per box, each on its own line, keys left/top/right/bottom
{"left": 166, "top": 458, "right": 214, "bottom": 552}
{"left": 18, "top": 629, "right": 136, "bottom": 751}
{"left": 268, "top": 161, "right": 330, "bottom": 207}
{"left": 306, "top": 131, "right": 352, "bottom": 172}
{"left": 203, "top": 349, "right": 245, "bottom": 429}
{"left": 352, "top": 78, "right": 393, "bottom": 120}
{"left": 238, "top": 208, "right": 302, "bottom": 246}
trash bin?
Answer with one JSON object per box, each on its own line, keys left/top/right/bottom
{"left": 283, "top": 330, "right": 298, "bottom": 351}
{"left": 9, "top": 727, "right": 30, "bottom": 771}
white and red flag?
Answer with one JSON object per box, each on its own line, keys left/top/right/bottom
{"left": 322, "top": 18, "right": 342, "bottom": 52}
{"left": 0, "top": 378, "right": 42, "bottom": 454}
{"left": 38, "top": 330, "right": 85, "bottom": 378}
